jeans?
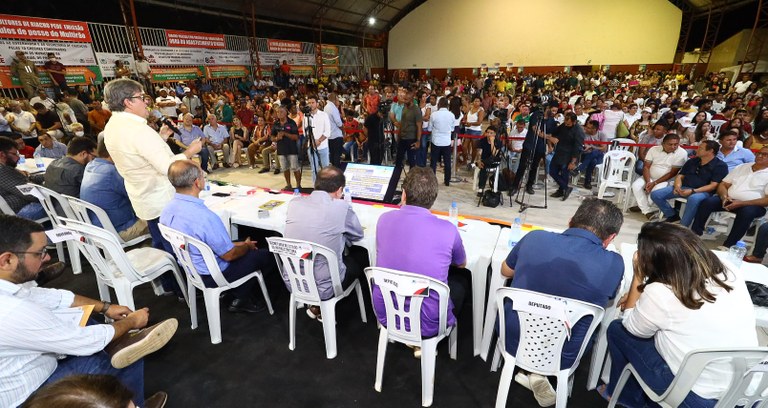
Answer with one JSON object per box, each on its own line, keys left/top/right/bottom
{"left": 16, "top": 202, "right": 46, "bottom": 220}
{"left": 752, "top": 223, "right": 768, "bottom": 258}
{"left": 307, "top": 147, "right": 330, "bottom": 184}
{"left": 550, "top": 163, "right": 571, "bottom": 191}
{"left": 416, "top": 133, "right": 430, "bottom": 167}
{"left": 44, "top": 351, "right": 145, "bottom": 407}
{"left": 430, "top": 144, "right": 452, "bottom": 185}
{"left": 395, "top": 138, "right": 417, "bottom": 169}
{"left": 578, "top": 150, "right": 604, "bottom": 185}
{"left": 691, "top": 196, "right": 767, "bottom": 247}
{"left": 343, "top": 141, "right": 367, "bottom": 162}
{"left": 545, "top": 152, "right": 554, "bottom": 174}
{"left": 606, "top": 320, "right": 717, "bottom": 408}
{"left": 198, "top": 147, "right": 210, "bottom": 172}
{"left": 328, "top": 137, "right": 343, "bottom": 167}
{"left": 650, "top": 186, "right": 711, "bottom": 227}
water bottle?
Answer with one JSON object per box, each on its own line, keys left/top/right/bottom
{"left": 17, "top": 155, "right": 25, "bottom": 165}
{"left": 508, "top": 217, "right": 522, "bottom": 249}
{"left": 728, "top": 241, "right": 747, "bottom": 268}
{"left": 448, "top": 201, "right": 459, "bottom": 226}
{"left": 343, "top": 186, "right": 352, "bottom": 204}
{"left": 293, "top": 188, "right": 301, "bottom": 197}
{"left": 204, "top": 181, "right": 211, "bottom": 191}
{"left": 34, "top": 153, "right": 44, "bottom": 169}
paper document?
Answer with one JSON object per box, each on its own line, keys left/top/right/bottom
{"left": 53, "top": 304, "right": 94, "bottom": 328}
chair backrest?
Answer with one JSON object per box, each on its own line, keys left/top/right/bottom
{"left": 496, "top": 287, "right": 605, "bottom": 374}
{"left": 158, "top": 223, "right": 228, "bottom": 290}
{"left": 599, "top": 150, "right": 636, "bottom": 186}
{"left": 365, "top": 267, "right": 451, "bottom": 343}
{"left": 20, "top": 184, "right": 76, "bottom": 225}
{"left": 0, "top": 195, "right": 15, "bottom": 215}
{"left": 65, "top": 195, "right": 124, "bottom": 243}
{"left": 661, "top": 348, "right": 768, "bottom": 408}
{"left": 57, "top": 217, "right": 142, "bottom": 284}
{"left": 609, "top": 138, "right": 634, "bottom": 152}
{"left": 710, "top": 119, "right": 727, "bottom": 136}
{"left": 266, "top": 237, "right": 342, "bottom": 303}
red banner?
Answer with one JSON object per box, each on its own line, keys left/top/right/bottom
{"left": 0, "top": 14, "right": 91, "bottom": 42}
{"left": 267, "top": 39, "right": 302, "bottom": 53}
{"left": 165, "top": 29, "right": 225, "bottom": 49}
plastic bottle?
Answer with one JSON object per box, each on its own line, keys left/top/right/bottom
{"left": 17, "top": 154, "right": 25, "bottom": 165}
{"left": 508, "top": 217, "right": 522, "bottom": 249}
{"left": 728, "top": 241, "right": 747, "bottom": 268}
{"left": 34, "top": 153, "right": 44, "bottom": 169}
{"left": 448, "top": 201, "right": 459, "bottom": 226}
{"left": 293, "top": 188, "right": 301, "bottom": 197}
{"left": 344, "top": 186, "right": 352, "bottom": 204}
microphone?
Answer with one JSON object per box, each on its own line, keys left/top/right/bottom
{"left": 160, "top": 116, "right": 181, "bottom": 135}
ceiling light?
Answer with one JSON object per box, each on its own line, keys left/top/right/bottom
{"left": 368, "top": 17, "right": 376, "bottom": 25}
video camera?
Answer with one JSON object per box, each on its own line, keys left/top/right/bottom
{"left": 378, "top": 99, "right": 392, "bottom": 115}
{"left": 300, "top": 104, "right": 312, "bottom": 115}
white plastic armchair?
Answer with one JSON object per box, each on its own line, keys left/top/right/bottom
{"left": 65, "top": 195, "right": 151, "bottom": 248}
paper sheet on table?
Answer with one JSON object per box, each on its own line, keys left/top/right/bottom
{"left": 204, "top": 196, "right": 234, "bottom": 208}
{"left": 259, "top": 200, "right": 285, "bottom": 211}
{"left": 53, "top": 304, "right": 94, "bottom": 327}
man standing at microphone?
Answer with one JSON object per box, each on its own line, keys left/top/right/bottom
{"left": 104, "top": 79, "right": 202, "bottom": 294}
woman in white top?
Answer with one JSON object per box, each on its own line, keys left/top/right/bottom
{"left": 463, "top": 96, "right": 485, "bottom": 164}
{"left": 601, "top": 102, "right": 627, "bottom": 141}
{"left": 602, "top": 223, "right": 757, "bottom": 407}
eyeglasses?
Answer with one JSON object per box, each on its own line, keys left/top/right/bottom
{"left": 126, "top": 94, "right": 148, "bottom": 102}
{"left": 13, "top": 249, "right": 49, "bottom": 259}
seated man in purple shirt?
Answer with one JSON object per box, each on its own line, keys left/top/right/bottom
{"left": 373, "top": 167, "right": 471, "bottom": 356}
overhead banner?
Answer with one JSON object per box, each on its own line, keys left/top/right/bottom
{"left": 204, "top": 49, "right": 250, "bottom": 66}
{"left": 0, "top": 39, "right": 96, "bottom": 66}
{"left": 320, "top": 44, "right": 339, "bottom": 66}
{"left": 257, "top": 52, "right": 314, "bottom": 67}
{"left": 0, "top": 14, "right": 91, "bottom": 42}
{"left": 95, "top": 52, "right": 136, "bottom": 77}
{"left": 0, "top": 65, "right": 102, "bottom": 88}
{"left": 143, "top": 45, "right": 249, "bottom": 66}
{"left": 150, "top": 66, "right": 204, "bottom": 82}
{"left": 165, "top": 29, "right": 225, "bottom": 49}
{"left": 267, "top": 39, "right": 301, "bottom": 54}
{"left": 205, "top": 65, "right": 249, "bottom": 79}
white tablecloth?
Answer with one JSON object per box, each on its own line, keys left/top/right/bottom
{"left": 203, "top": 184, "right": 501, "bottom": 355}
{"left": 18, "top": 157, "right": 54, "bottom": 174}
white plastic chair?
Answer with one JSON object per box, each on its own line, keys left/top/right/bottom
{"left": 609, "top": 138, "right": 634, "bottom": 152}
{"left": 20, "top": 184, "right": 83, "bottom": 274}
{"left": 608, "top": 348, "right": 768, "bottom": 408}
{"left": 58, "top": 217, "right": 188, "bottom": 311}
{"left": 710, "top": 119, "right": 727, "bottom": 136}
{"left": 365, "top": 267, "right": 457, "bottom": 407}
{"left": 159, "top": 224, "right": 273, "bottom": 344}
{"left": 266, "top": 237, "right": 367, "bottom": 359}
{"left": 597, "top": 150, "right": 636, "bottom": 212}
{"left": 64, "top": 195, "right": 151, "bottom": 248}
{"left": 493, "top": 287, "right": 605, "bottom": 408}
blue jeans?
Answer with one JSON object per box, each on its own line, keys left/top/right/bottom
{"left": 606, "top": 320, "right": 717, "bottom": 408}
{"left": 307, "top": 147, "right": 330, "bottom": 184}
{"left": 343, "top": 141, "right": 367, "bottom": 162}
{"left": 416, "top": 133, "right": 431, "bottom": 167}
{"left": 44, "top": 351, "right": 145, "bottom": 407}
{"left": 545, "top": 151, "right": 554, "bottom": 174}
{"left": 16, "top": 202, "right": 46, "bottom": 220}
{"left": 198, "top": 147, "right": 210, "bottom": 172}
{"left": 550, "top": 163, "right": 571, "bottom": 191}
{"left": 650, "top": 186, "right": 711, "bottom": 227}
{"left": 691, "top": 195, "right": 767, "bottom": 247}
{"left": 577, "top": 150, "right": 604, "bottom": 185}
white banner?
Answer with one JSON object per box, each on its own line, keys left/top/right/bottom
{"left": 0, "top": 39, "right": 96, "bottom": 66}
{"left": 142, "top": 45, "right": 250, "bottom": 66}
{"left": 257, "top": 51, "right": 315, "bottom": 66}
{"left": 95, "top": 52, "right": 136, "bottom": 77}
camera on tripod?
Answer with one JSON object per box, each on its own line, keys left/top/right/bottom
{"left": 300, "top": 104, "right": 312, "bottom": 115}
{"left": 378, "top": 99, "right": 392, "bottom": 115}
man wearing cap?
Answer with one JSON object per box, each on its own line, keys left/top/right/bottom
{"left": 10, "top": 51, "right": 41, "bottom": 99}
{"left": 182, "top": 88, "right": 203, "bottom": 118}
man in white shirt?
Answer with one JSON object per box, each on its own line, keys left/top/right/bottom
{"left": 103, "top": 78, "right": 201, "bottom": 276}
{"left": 29, "top": 90, "right": 56, "bottom": 111}
{"left": 155, "top": 89, "right": 178, "bottom": 119}
{"left": 574, "top": 103, "right": 589, "bottom": 126}
{"left": 8, "top": 101, "right": 37, "bottom": 146}
{"left": 733, "top": 74, "right": 753, "bottom": 95}
{"left": 0, "top": 214, "right": 176, "bottom": 408}
{"left": 692, "top": 147, "right": 768, "bottom": 248}
{"left": 203, "top": 114, "right": 231, "bottom": 170}
{"left": 629, "top": 134, "right": 687, "bottom": 218}
{"left": 325, "top": 93, "right": 344, "bottom": 167}
{"left": 428, "top": 97, "right": 454, "bottom": 186}
{"left": 304, "top": 95, "right": 331, "bottom": 183}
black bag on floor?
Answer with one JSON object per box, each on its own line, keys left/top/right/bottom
{"left": 482, "top": 190, "right": 502, "bottom": 208}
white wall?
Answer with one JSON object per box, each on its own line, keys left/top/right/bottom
{"left": 388, "top": 0, "right": 681, "bottom": 69}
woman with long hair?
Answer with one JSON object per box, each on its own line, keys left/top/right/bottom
{"left": 692, "top": 120, "right": 714, "bottom": 145}
{"left": 229, "top": 116, "right": 250, "bottom": 168}
{"left": 247, "top": 116, "right": 271, "bottom": 169}
{"left": 601, "top": 223, "right": 757, "bottom": 407}
{"left": 463, "top": 96, "right": 486, "bottom": 164}
{"left": 629, "top": 108, "right": 652, "bottom": 142}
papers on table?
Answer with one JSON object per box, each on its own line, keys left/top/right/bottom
{"left": 259, "top": 200, "right": 285, "bottom": 211}
{"left": 53, "top": 304, "right": 94, "bottom": 328}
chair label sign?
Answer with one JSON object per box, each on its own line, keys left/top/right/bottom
{"left": 267, "top": 240, "right": 313, "bottom": 260}
{"left": 512, "top": 292, "right": 572, "bottom": 340}
{"left": 748, "top": 358, "right": 768, "bottom": 373}
{"left": 372, "top": 271, "right": 430, "bottom": 297}
{"left": 45, "top": 228, "right": 83, "bottom": 243}
{"left": 16, "top": 184, "right": 45, "bottom": 201}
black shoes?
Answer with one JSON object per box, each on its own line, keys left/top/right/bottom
{"left": 583, "top": 182, "right": 592, "bottom": 190}
{"left": 663, "top": 214, "right": 681, "bottom": 223}
{"left": 228, "top": 298, "right": 266, "bottom": 314}
{"left": 258, "top": 168, "right": 270, "bottom": 174}
{"left": 562, "top": 187, "right": 573, "bottom": 201}
{"left": 525, "top": 186, "right": 535, "bottom": 195}
{"left": 550, "top": 189, "right": 564, "bottom": 198}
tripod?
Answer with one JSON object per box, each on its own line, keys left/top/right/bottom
{"left": 302, "top": 113, "right": 322, "bottom": 181}
{"left": 511, "top": 111, "right": 548, "bottom": 211}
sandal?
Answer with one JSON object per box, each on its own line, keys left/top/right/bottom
{"left": 306, "top": 306, "right": 322, "bottom": 322}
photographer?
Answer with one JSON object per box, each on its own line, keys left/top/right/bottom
{"left": 364, "top": 101, "right": 388, "bottom": 165}
{"left": 272, "top": 106, "right": 301, "bottom": 190}
{"left": 509, "top": 101, "right": 559, "bottom": 197}
{"left": 302, "top": 96, "right": 331, "bottom": 183}
{"left": 476, "top": 126, "right": 503, "bottom": 196}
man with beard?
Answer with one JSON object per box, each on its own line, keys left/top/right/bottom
{"left": 0, "top": 136, "right": 46, "bottom": 220}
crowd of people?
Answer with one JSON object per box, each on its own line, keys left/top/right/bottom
{"left": 0, "top": 60, "right": 766, "bottom": 407}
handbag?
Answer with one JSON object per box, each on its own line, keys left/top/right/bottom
{"left": 616, "top": 119, "right": 630, "bottom": 138}
{"left": 482, "top": 190, "right": 502, "bottom": 208}
{"left": 746, "top": 281, "right": 768, "bottom": 308}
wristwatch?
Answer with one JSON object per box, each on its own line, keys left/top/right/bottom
{"left": 99, "top": 301, "right": 111, "bottom": 314}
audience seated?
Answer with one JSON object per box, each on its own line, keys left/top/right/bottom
{"left": 650, "top": 140, "right": 728, "bottom": 226}
{"left": 500, "top": 198, "right": 624, "bottom": 406}
{"left": 173, "top": 113, "right": 210, "bottom": 173}
{"left": 0, "top": 214, "right": 177, "bottom": 408}
{"left": 202, "top": 114, "right": 231, "bottom": 170}
{"left": 603, "top": 223, "right": 757, "bottom": 407}
{"left": 283, "top": 166, "right": 366, "bottom": 319}
{"left": 160, "top": 160, "right": 276, "bottom": 313}
{"left": 372, "top": 167, "right": 471, "bottom": 356}
{"left": 80, "top": 138, "right": 150, "bottom": 242}
{"left": 12, "top": 133, "right": 35, "bottom": 158}
{"left": 0, "top": 136, "right": 46, "bottom": 219}
{"left": 43, "top": 137, "right": 97, "bottom": 198}
{"left": 573, "top": 119, "right": 607, "bottom": 190}
{"left": 34, "top": 132, "right": 67, "bottom": 159}
{"left": 87, "top": 100, "right": 112, "bottom": 136}
{"left": 717, "top": 130, "right": 755, "bottom": 172}
{"left": 32, "top": 103, "right": 64, "bottom": 141}
{"left": 629, "top": 134, "right": 687, "bottom": 218}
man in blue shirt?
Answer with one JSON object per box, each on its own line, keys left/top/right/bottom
{"left": 160, "top": 160, "right": 276, "bottom": 313}
{"left": 501, "top": 198, "right": 624, "bottom": 406}
{"left": 717, "top": 130, "right": 754, "bottom": 172}
{"left": 34, "top": 133, "right": 67, "bottom": 159}
{"left": 202, "top": 114, "right": 230, "bottom": 171}
{"left": 81, "top": 139, "right": 149, "bottom": 242}
{"left": 173, "top": 113, "right": 210, "bottom": 172}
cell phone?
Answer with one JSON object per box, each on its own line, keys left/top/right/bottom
{"left": 212, "top": 192, "right": 229, "bottom": 197}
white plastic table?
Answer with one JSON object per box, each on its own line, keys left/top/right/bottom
{"left": 18, "top": 157, "right": 54, "bottom": 174}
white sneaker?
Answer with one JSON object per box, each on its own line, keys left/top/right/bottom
{"left": 529, "top": 374, "right": 556, "bottom": 407}
{"left": 514, "top": 372, "right": 532, "bottom": 390}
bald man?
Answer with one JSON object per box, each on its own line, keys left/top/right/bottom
{"left": 202, "top": 114, "right": 231, "bottom": 170}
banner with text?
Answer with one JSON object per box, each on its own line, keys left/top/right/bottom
{"left": 267, "top": 39, "right": 302, "bottom": 54}
{"left": 205, "top": 65, "right": 249, "bottom": 79}
{"left": 257, "top": 51, "right": 315, "bottom": 67}
{"left": 95, "top": 52, "right": 136, "bottom": 77}
{"left": 0, "top": 39, "right": 96, "bottom": 66}
{"left": 203, "top": 49, "right": 250, "bottom": 66}
{"left": 0, "top": 65, "right": 102, "bottom": 88}
{"left": 0, "top": 14, "right": 91, "bottom": 42}
{"left": 165, "top": 29, "right": 225, "bottom": 49}
{"left": 150, "top": 66, "right": 204, "bottom": 82}
{"left": 143, "top": 46, "right": 249, "bottom": 66}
